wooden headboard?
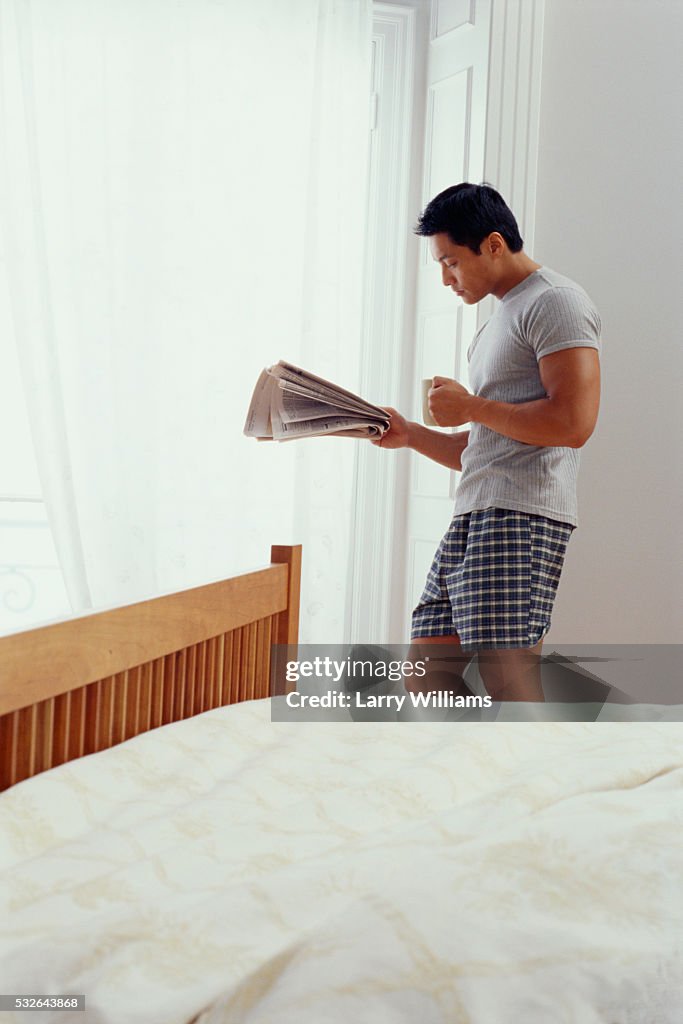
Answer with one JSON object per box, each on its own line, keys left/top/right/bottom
{"left": 0, "top": 544, "right": 301, "bottom": 792}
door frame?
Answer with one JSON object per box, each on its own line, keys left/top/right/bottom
{"left": 346, "top": 0, "right": 546, "bottom": 644}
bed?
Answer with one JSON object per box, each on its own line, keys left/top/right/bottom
{"left": 1, "top": 543, "right": 682, "bottom": 1024}
{"left": 0, "top": 544, "right": 301, "bottom": 792}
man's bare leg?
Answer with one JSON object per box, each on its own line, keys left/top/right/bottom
{"left": 407, "top": 637, "right": 545, "bottom": 705}
{"left": 477, "top": 641, "right": 545, "bottom": 702}
{"left": 407, "top": 635, "right": 474, "bottom": 697}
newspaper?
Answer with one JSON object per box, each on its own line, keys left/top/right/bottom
{"left": 243, "top": 361, "right": 391, "bottom": 441}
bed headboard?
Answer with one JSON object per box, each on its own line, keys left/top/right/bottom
{"left": 0, "top": 544, "right": 301, "bottom": 792}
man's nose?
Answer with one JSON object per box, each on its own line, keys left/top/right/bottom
{"left": 441, "top": 265, "right": 452, "bottom": 286}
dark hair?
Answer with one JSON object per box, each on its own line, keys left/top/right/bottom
{"left": 414, "top": 182, "right": 523, "bottom": 254}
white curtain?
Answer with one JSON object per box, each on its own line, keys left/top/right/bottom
{"left": 0, "top": 0, "right": 372, "bottom": 641}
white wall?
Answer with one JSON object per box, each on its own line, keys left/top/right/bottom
{"left": 533, "top": 0, "right": 683, "bottom": 643}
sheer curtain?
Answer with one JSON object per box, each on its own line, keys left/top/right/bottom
{"left": 0, "top": 0, "right": 371, "bottom": 641}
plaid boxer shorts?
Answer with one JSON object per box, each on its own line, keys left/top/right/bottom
{"left": 411, "top": 507, "right": 574, "bottom": 650}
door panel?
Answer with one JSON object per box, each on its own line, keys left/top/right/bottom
{"left": 402, "top": 0, "right": 491, "bottom": 631}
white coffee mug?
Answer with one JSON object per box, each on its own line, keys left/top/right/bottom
{"left": 422, "top": 378, "right": 437, "bottom": 426}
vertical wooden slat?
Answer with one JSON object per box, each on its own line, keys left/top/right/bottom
{"left": 265, "top": 616, "right": 273, "bottom": 697}
{"left": 173, "top": 649, "right": 187, "bottom": 721}
{"left": 222, "top": 630, "right": 232, "bottom": 704}
{"left": 252, "top": 619, "right": 266, "bottom": 701}
{"left": 93, "top": 680, "right": 104, "bottom": 752}
{"left": 68, "top": 688, "right": 86, "bottom": 761}
{"left": 209, "top": 638, "right": 220, "bottom": 712}
{"left": 225, "top": 630, "right": 239, "bottom": 704}
{"left": 249, "top": 623, "right": 258, "bottom": 702}
{"left": 230, "top": 629, "right": 242, "bottom": 705}
{"left": 30, "top": 704, "right": 40, "bottom": 779}
{"left": 240, "top": 622, "right": 258, "bottom": 704}
{"left": 98, "top": 677, "right": 116, "bottom": 751}
{"left": 0, "top": 714, "right": 12, "bottom": 790}
{"left": 47, "top": 699, "right": 56, "bottom": 772}
{"left": 161, "top": 655, "right": 176, "bottom": 725}
{"left": 249, "top": 622, "right": 259, "bottom": 701}
{"left": 193, "top": 641, "right": 206, "bottom": 714}
{"left": 11, "top": 711, "right": 19, "bottom": 786}
{"left": 199, "top": 642, "right": 208, "bottom": 711}
{"left": 257, "top": 616, "right": 273, "bottom": 699}
{"left": 14, "top": 705, "right": 34, "bottom": 784}
{"left": 31, "top": 703, "right": 44, "bottom": 776}
{"left": 52, "top": 692, "right": 70, "bottom": 767}
{"left": 219, "top": 634, "right": 228, "bottom": 706}
{"left": 84, "top": 681, "right": 101, "bottom": 755}
{"left": 138, "top": 662, "right": 152, "bottom": 733}
{"left": 0, "top": 713, "right": 18, "bottom": 791}
{"left": 108, "top": 676, "right": 118, "bottom": 749}
{"left": 184, "top": 644, "right": 197, "bottom": 718}
{"left": 236, "top": 626, "right": 246, "bottom": 703}
{"left": 34, "top": 699, "right": 54, "bottom": 776}
{"left": 207, "top": 637, "right": 220, "bottom": 709}
{"left": 203, "top": 640, "right": 211, "bottom": 710}
{"left": 214, "top": 635, "right": 225, "bottom": 707}
{"left": 150, "top": 658, "right": 165, "bottom": 729}
{"left": 124, "top": 667, "right": 140, "bottom": 741}
{"left": 28, "top": 705, "right": 39, "bottom": 780}
{"left": 111, "top": 672, "right": 127, "bottom": 745}
{"left": 268, "top": 614, "right": 276, "bottom": 695}
{"left": 242, "top": 625, "right": 251, "bottom": 701}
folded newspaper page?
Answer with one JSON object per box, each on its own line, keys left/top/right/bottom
{"left": 243, "top": 361, "right": 391, "bottom": 441}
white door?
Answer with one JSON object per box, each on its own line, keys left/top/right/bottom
{"left": 399, "top": 0, "right": 492, "bottom": 637}
{"left": 350, "top": 0, "right": 544, "bottom": 645}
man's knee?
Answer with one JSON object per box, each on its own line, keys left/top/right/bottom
{"left": 406, "top": 640, "right": 474, "bottom": 696}
{"left": 478, "top": 646, "right": 544, "bottom": 702}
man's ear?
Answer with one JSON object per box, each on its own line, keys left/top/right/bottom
{"left": 485, "top": 232, "right": 506, "bottom": 258}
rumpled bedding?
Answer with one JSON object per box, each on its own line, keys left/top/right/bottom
{"left": 1, "top": 698, "right": 682, "bottom": 1023}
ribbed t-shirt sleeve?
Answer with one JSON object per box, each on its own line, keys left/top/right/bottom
{"left": 525, "top": 287, "right": 602, "bottom": 359}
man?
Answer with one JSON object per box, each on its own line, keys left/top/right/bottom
{"left": 375, "top": 183, "right": 601, "bottom": 703}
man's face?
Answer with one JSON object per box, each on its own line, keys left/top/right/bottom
{"left": 429, "top": 232, "right": 498, "bottom": 304}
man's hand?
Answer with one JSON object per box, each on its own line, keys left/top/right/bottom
{"left": 428, "top": 376, "right": 474, "bottom": 427}
{"left": 372, "top": 404, "right": 470, "bottom": 469}
{"left": 371, "top": 407, "right": 411, "bottom": 448}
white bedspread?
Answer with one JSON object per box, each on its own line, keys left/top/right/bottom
{"left": 1, "top": 699, "right": 682, "bottom": 1023}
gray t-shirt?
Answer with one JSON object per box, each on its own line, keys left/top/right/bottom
{"left": 453, "top": 267, "right": 602, "bottom": 527}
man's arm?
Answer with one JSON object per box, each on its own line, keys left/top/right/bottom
{"left": 428, "top": 347, "right": 600, "bottom": 448}
{"left": 404, "top": 423, "right": 470, "bottom": 470}
{"left": 372, "top": 407, "right": 469, "bottom": 470}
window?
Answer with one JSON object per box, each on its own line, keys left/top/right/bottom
{"left": 0, "top": 253, "right": 70, "bottom": 634}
